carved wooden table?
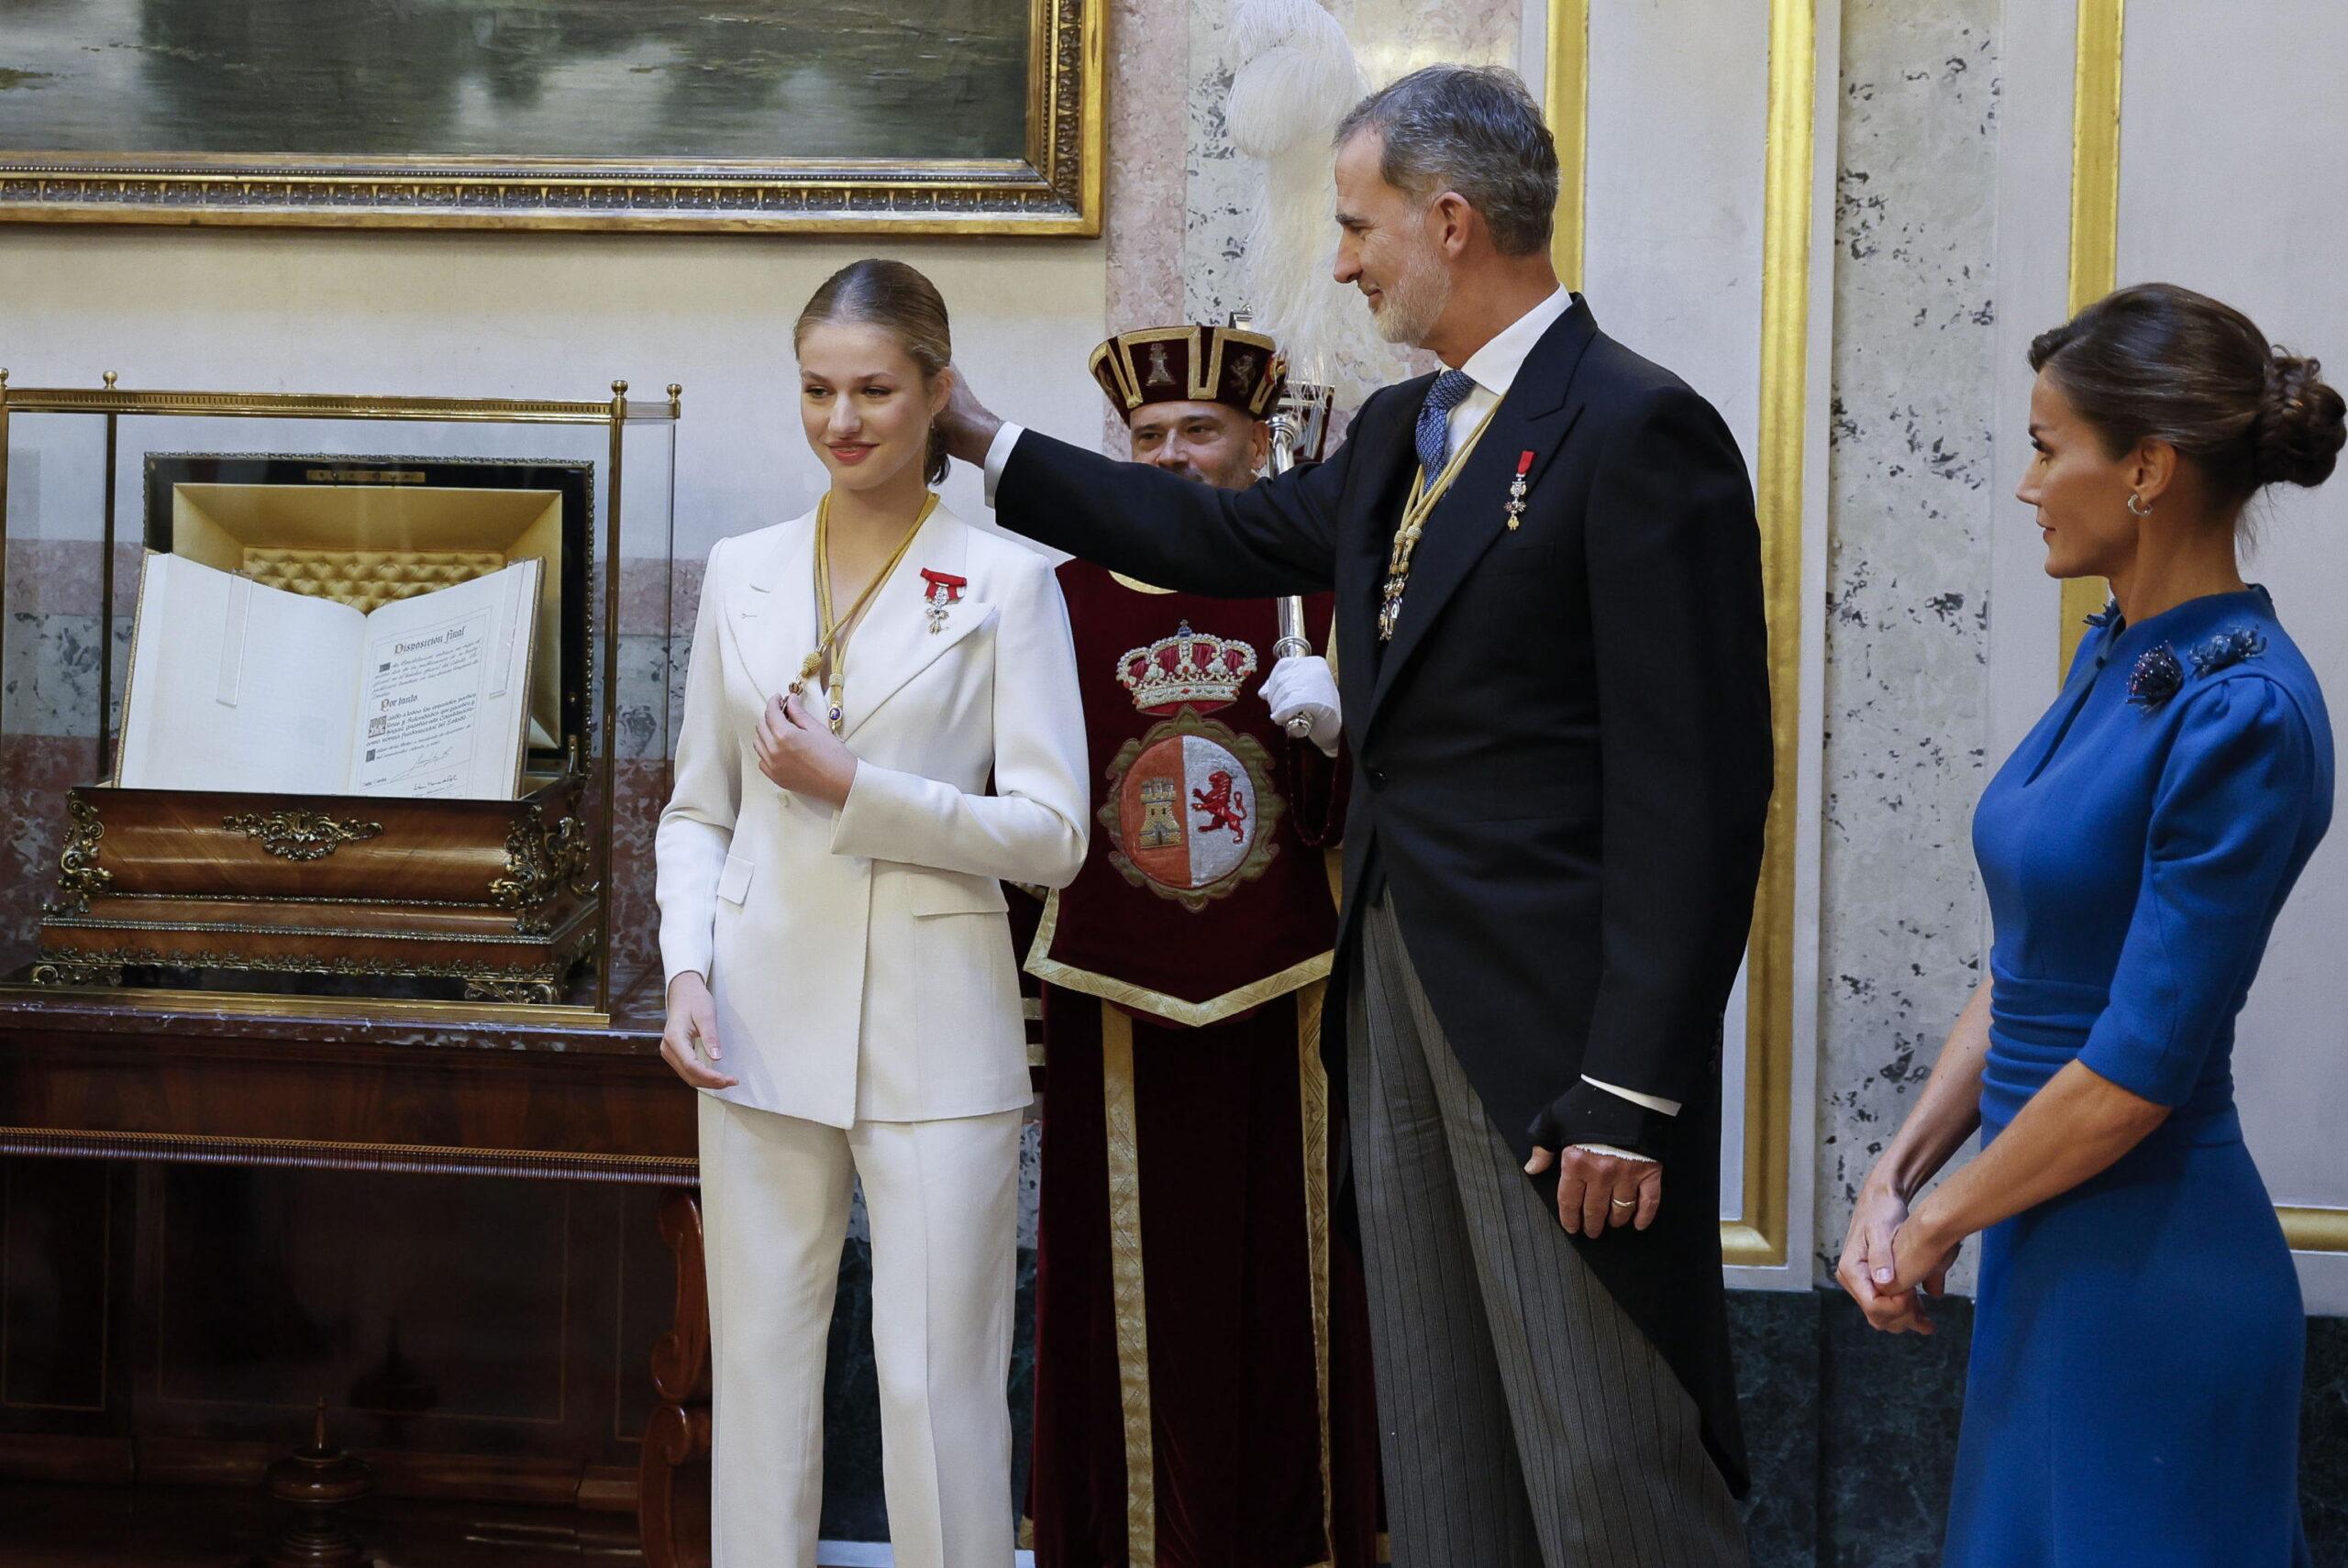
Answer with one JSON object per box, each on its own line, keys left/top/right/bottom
{"left": 0, "top": 986, "right": 711, "bottom": 1568}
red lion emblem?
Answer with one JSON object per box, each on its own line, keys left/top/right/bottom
{"left": 1191, "top": 769, "right": 1249, "bottom": 842}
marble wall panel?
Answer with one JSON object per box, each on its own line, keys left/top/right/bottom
{"left": 0, "top": 734, "right": 98, "bottom": 964}
{"left": 1101, "top": 0, "right": 1192, "bottom": 452}
{"left": 1180, "top": 0, "right": 1519, "bottom": 335}
{"left": 1813, "top": 0, "right": 2001, "bottom": 1280}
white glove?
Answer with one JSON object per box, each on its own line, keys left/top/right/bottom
{"left": 1261, "top": 655, "right": 1342, "bottom": 757}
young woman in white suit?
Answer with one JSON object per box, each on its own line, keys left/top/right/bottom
{"left": 655, "top": 259, "right": 1089, "bottom": 1567}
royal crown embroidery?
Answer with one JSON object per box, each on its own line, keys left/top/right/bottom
{"left": 1117, "top": 621, "right": 1260, "bottom": 715}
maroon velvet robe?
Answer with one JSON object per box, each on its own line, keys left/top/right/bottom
{"left": 1024, "top": 560, "right": 1381, "bottom": 1568}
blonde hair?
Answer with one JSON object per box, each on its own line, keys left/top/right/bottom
{"left": 794, "top": 259, "right": 953, "bottom": 486}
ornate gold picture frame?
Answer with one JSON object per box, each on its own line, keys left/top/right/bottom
{"left": 0, "top": 0, "right": 1102, "bottom": 235}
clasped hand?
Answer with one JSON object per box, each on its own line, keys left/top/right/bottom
{"left": 1835, "top": 1185, "right": 1962, "bottom": 1334}
{"left": 755, "top": 692, "right": 858, "bottom": 807}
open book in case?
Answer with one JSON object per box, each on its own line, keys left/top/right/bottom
{"left": 118, "top": 553, "right": 547, "bottom": 801}
{"left": 0, "top": 399, "right": 682, "bottom": 1017}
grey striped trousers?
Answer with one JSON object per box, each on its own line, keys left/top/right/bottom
{"left": 1350, "top": 894, "right": 1746, "bottom": 1568}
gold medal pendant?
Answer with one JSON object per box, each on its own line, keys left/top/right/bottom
{"left": 1505, "top": 449, "right": 1534, "bottom": 530}
{"left": 792, "top": 491, "right": 938, "bottom": 739}
{"left": 1376, "top": 399, "right": 1500, "bottom": 642}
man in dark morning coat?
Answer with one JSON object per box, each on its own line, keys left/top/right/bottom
{"left": 942, "top": 64, "right": 1772, "bottom": 1567}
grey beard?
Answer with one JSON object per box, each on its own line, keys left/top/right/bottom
{"left": 1377, "top": 268, "right": 1452, "bottom": 347}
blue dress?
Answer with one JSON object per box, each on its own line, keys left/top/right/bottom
{"left": 1953, "top": 586, "right": 2331, "bottom": 1567}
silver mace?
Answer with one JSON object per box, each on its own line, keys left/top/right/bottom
{"left": 1267, "top": 381, "right": 1337, "bottom": 737}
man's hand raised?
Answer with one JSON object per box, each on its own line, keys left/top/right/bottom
{"left": 935, "top": 363, "right": 1006, "bottom": 466}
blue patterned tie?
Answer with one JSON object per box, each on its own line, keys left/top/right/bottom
{"left": 1414, "top": 369, "right": 1479, "bottom": 477}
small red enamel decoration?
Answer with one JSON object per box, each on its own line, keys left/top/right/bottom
{"left": 1505, "top": 449, "right": 1534, "bottom": 531}
{"left": 919, "top": 569, "right": 968, "bottom": 634}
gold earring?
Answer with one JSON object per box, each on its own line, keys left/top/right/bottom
{"left": 2126, "top": 492, "right": 2153, "bottom": 517}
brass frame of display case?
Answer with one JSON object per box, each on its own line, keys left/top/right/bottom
{"left": 0, "top": 371, "right": 682, "bottom": 1025}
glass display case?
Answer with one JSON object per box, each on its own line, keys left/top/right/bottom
{"left": 0, "top": 373, "right": 681, "bottom": 1021}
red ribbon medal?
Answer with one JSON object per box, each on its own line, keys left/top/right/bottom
{"left": 919, "top": 569, "right": 968, "bottom": 634}
{"left": 1505, "top": 450, "right": 1534, "bottom": 530}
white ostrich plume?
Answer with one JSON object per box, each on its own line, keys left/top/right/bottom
{"left": 1225, "top": 0, "right": 1409, "bottom": 403}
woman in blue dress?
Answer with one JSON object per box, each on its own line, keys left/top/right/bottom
{"left": 1835, "top": 282, "right": 2348, "bottom": 1566}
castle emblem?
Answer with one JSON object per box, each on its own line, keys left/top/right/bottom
{"left": 1135, "top": 776, "right": 1183, "bottom": 850}
{"left": 1099, "top": 708, "right": 1284, "bottom": 910}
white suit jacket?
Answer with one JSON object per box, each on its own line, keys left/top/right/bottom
{"left": 656, "top": 502, "right": 1088, "bottom": 1128}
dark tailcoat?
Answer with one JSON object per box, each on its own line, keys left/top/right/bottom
{"left": 993, "top": 299, "right": 1772, "bottom": 1492}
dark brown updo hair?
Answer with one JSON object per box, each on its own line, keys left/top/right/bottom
{"left": 794, "top": 259, "right": 953, "bottom": 487}
{"left": 2029, "top": 282, "right": 2347, "bottom": 507}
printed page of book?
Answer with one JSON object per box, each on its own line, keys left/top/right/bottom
{"left": 346, "top": 558, "right": 541, "bottom": 801}
{"left": 115, "top": 554, "right": 365, "bottom": 794}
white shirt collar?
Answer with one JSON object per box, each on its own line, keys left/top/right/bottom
{"left": 1456, "top": 287, "right": 1577, "bottom": 399}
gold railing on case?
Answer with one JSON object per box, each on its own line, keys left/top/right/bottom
{"left": 0, "top": 380, "right": 678, "bottom": 425}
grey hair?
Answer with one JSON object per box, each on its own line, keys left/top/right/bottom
{"left": 1334, "top": 64, "right": 1559, "bottom": 257}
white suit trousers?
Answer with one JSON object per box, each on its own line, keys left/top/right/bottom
{"left": 698, "top": 1092, "right": 1024, "bottom": 1568}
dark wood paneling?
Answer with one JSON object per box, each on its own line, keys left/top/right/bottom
{"left": 0, "top": 1032, "right": 692, "bottom": 1182}
{"left": 0, "top": 1480, "right": 646, "bottom": 1565}
{"left": 0, "top": 1431, "right": 133, "bottom": 1485}
{"left": 135, "top": 1437, "right": 600, "bottom": 1507}
{"left": 0, "top": 1169, "right": 680, "bottom": 1512}
{"left": 2, "top": 1158, "right": 111, "bottom": 1412}
{"left": 613, "top": 1184, "right": 676, "bottom": 1447}
{"left": 150, "top": 1168, "right": 571, "bottom": 1422}
{"left": 0, "top": 990, "right": 699, "bottom": 1542}
{"left": 112, "top": 1165, "right": 667, "bottom": 1496}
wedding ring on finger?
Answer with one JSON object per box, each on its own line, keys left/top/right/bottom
{"left": 1611, "top": 1197, "right": 1636, "bottom": 1208}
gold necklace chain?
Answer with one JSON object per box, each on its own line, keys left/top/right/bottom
{"left": 1378, "top": 396, "right": 1503, "bottom": 642}
{"left": 791, "top": 490, "right": 939, "bottom": 734}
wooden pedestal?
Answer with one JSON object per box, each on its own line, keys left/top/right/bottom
{"left": 34, "top": 774, "right": 598, "bottom": 1003}
{"left": 0, "top": 988, "right": 699, "bottom": 1544}
{"left": 637, "top": 1188, "right": 714, "bottom": 1568}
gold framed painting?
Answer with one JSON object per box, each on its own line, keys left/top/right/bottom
{"left": 0, "top": 0, "right": 1102, "bottom": 234}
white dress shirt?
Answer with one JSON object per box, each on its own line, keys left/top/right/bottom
{"left": 979, "top": 289, "right": 1678, "bottom": 1139}
{"left": 1437, "top": 284, "right": 1575, "bottom": 463}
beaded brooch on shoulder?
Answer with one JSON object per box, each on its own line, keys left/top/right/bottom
{"left": 2190, "top": 626, "right": 2268, "bottom": 678}
{"left": 2127, "top": 645, "right": 2184, "bottom": 708}
{"left": 2128, "top": 625, "right": 2267, "bottom": 710}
